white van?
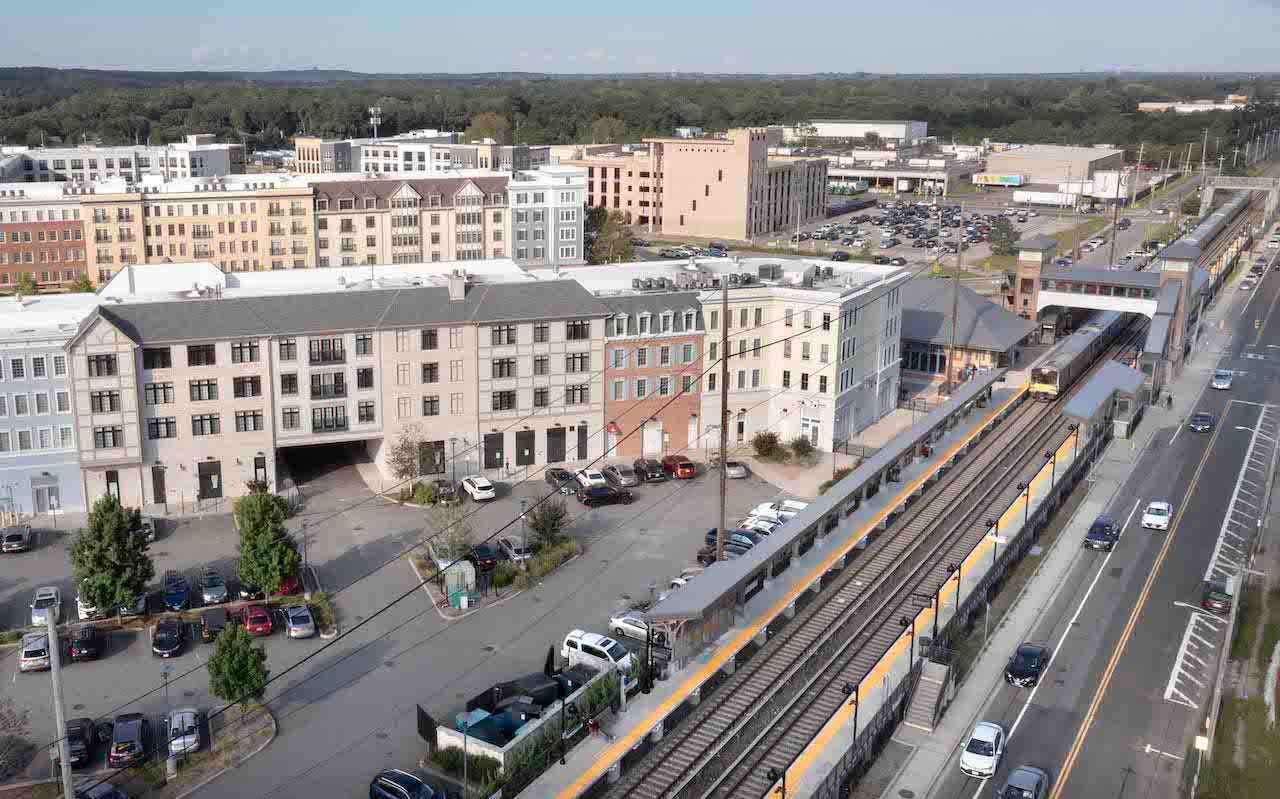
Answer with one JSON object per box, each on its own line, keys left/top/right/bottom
{"left": 561, "top": 629, "right": 634, "bottom": 673}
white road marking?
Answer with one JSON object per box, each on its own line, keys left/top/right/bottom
{"left": 1206, "top": 408, "right": 1276, "bottom": 582}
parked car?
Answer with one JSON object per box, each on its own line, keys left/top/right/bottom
{"left": 243, "top": 604, "right": 273, "bottom": 636}
{"left": 560, "top": 629, "right": 635, "bottom": 672}
{"left": 1188, "top": 412, "right": 1217, "bottom": 433}
{"left": 703, "top": 528, "right": 761, "bottom": 550}
{"left": 284, "top": 605, "right": 316, "bottom": 638}
{"left": 469, "top": 544, "right": 500, "bottom": 572}
{"left": 79, "top": 784, "right": 129, "bottom": 799}
{"left": 63, "top": 717, "right": 97, "bottom": 769}
{"left": 1210, "top": 370, "right": 1234, "bottom": 390}
{"left": 993, "top": 765, "right": 1051, "bottom": 799}
{"left": 958, "top": 720, "right": 1007, "bottom": 779}
{"left": 577, "top": 486, "right": 634, "bottom": 508}
{"left": 18, "top": 633, "right": 51, "bottom": 672}
{"left": 1241, "top": 277, "right": 1257, "bottom": 291}
{"left": 460, "top": 475, "right": 496, "bottom": 501}
{"left": 575, "top": 468, "right": 608, "bottom": 488}
{"left": 658, "top": 247, "right": 684, "bottom": 258}
{"left": 108, "top": 713, "right": 149, "bottom": 768}
{"left": 69, "top": 626, "right": 103, "bottom": 662}
{"left": 630, "top": 237, "right": 650, "bottom": 247}
{"left": 1004, "top": 642, "right": 1050, "bottom": 687}
{"left": 1083, "top": 516, "right": 1120, "bottom": 552}
{"left": 118, "top": 593, "right": 149, "bottom": 619}
{"left": 200, "top": 607, "right": 231, "bottom": 642}
{"left": 696, "top": 544, "right": 745, "bottom": 565}
{"left": 708, "top": 241, "right": 729, "bottom": 252}
{"left": 199, "top": 566, "right": 228, "bottom": 605}
{"left": 2, "top": 524, "right": 32, "bottom": 553}
{"left": 633, "top": 459, "right": 668, "bottom": 482}
{"left": 602, "top": 464, "right": 640, "bottom": 487}
{"left": 724, "top": 461, "right": 749, "bottom": 479}
{"left": 890, "top": 257, "right": 908, "bottom": 266}
{"left": 872, "top": 255, "right": 891, "bottom": 265}
{"left": 1118, "top": 218, "right": 1131, "bottom": 229}
{"left": 166, "top": 707, "right": 201, "bottom": 757}
{"left": 661, "top": 455, "right": 696, "bottom": 479}
{"left": 369, "top": 768, "right": 444, "bottom": 799}
{"left": 497, "top": 535, "right": 534, "bottom": 562}
{"left": 1141, "top": 500, "right": 1173, "bottom": 531}
{"left": 738, "top": 517, "right": 780, "bottom": 536}
{"left": 830, "top": 251, "right": 850, "bottom": 262}
{"left": 161, "top": 571, "right": 190, "bottom": 612}
{"left": 30, "top": 585, "right": 61, "bottom": 626}
{"left": 429, "top": 479, "right": 459, "bottom": 505}
{"left": 152, "top": 619, "right": 183, "bottom": 658}
{"left": 610, "top": 610, "right": 657, "bottom": 642}
{"left": 545, "top": 467, "right": 578, "bottom": 494}
{"left": 1201, "top": 577, "right": 1235, "bottom": 614}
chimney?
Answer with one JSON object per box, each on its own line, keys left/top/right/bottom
{"left": 448, "top": 269, "right": 468, "bottom": 301}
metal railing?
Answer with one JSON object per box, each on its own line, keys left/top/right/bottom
{"left": 309, "top": 351, "right": 346, "bottom": 365}
{"left": 311, "top": 418, "right": 349, "bottom": 433}
{"left": 310, "top": 385, "right": 347, "bottom": 399}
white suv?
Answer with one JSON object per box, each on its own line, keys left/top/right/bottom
{"left": 561, "top": 629, "right": 634, "bottom": 673}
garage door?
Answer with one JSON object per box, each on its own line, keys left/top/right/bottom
{"left": 642, "top": 421, "right": 663, "bottom": 456}
{"left": 547, "top": 427, "right": 566, "bottom": 463}
{"left": 483, "top": 433, "right": 504, "bottom": 470}
{"left": 515, "top": 430, "right": 535, "bottom": 466}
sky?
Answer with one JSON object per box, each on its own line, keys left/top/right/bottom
{"left": 2, "top": 0, "right": 1279, "bottom": 75}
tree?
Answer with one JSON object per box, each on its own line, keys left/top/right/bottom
{"left": 386, "top": 422, "right": 427, "bottom": 483}
{"left": 69, "top": 495, "right": 154, "bottom": 612}
{"left": 751, "top": 431, "right": 781, "bottom": 459}
{"left": 235, "top": 490, "right": 301, "bottom": 594}
{"left": 789, "top": 435, "right": 816, "bottom": 461}
{"left": 463, "top": 112, "right": 511, "bottom": 145}
{"left": 0, "top": 696, "right": 33, "bottom": 780}
{"left": 527, "top": 499, "right": 570, "bottom": 551}
{"left": 589, "top": 116, "right": 626, "bottom": 144}
{"left": 588, "top": 209, "right": 634, "bottom": 264}
{"left": 13, "top": 272, "right": 37, "bottom": 296}
{"left": 207, "top": 625, "right": 269, "bottom": 711}
{"left": 70, "top": 273, "right": 95, "bottom": 293}
{"left": 988, "top": 218, "right": 1022, "bottom": 257}
{"left": 862, "top": 132, "right": 882, "bottom": 149}
{"left": 1180, "top": 193, "right": 1202, "bottom": 216}
{"left": 429, "top": 503, "right": 474, "bottom": 561}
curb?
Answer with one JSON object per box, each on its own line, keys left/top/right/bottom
{"left": 170, "top": 708, "right": 277, "bottom": 799}
{"left": 406, "top": 553, "right": 529, "bottom": 622}
{"left": 307, "top": 565, "right": 340, "bottom": 640}
{"left": 0, "top": 778, "right": 56, "bottom": 794}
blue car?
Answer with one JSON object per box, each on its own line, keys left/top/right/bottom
{"left": 369, "top": 769, "right": 443, "bottom": 799}
{"left": 162, "top": 570, "right": 190, "bottom": 611}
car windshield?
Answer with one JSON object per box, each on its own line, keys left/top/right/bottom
{"left": 204, "top": 574, "right": 224, "bottom": 586}
{"left": 1215, "top": 371, "right": 1231, "bottom": 379}
{"left": 1148, "top": 506, "right": 1169, "bottom": 517}
{"left": 1013, "top": 649, "right": 1041, "bottom": 668}
{"left": 998, "top": 788, "right": 1034, "bottom": 799}
{"left": 23, "top": 644, "right": 47, "bottom": 657}
{"left": 34, "top": 596, "right": 56, "bottom": 608}
{"left": 966, "top": 737, "right": 995, "bottom": 756}
{"left": 4, "top": 533, "right": 22, "bottom": 542}
{"left": 605, "top": 641, "right": 628, "bottom": 661}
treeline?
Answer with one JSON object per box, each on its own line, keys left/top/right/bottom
{"left": 0, "top": 68, "right": 1276, "bottom": 159}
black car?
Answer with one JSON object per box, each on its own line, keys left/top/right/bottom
{"left": 1004, "top": 642, "right": 1050, "bottom": 687}
{"left": 890, "top": 257, "right": 908, "bottom": 266}
{"left": 632, "top": 458, "right": 668, "bottom": 482}
{"left": 703, "top": 528, "right": 762, "bottom": 549}
{"left": 696, "top": 541, "right": 749, "bottom": 565}
{"left": 545, "top": 467, "right": 578, "bottom": 494}
{"left": 429, "top": 479, "right": 459, "bottom": 505}
{"left": 161, "top": 571, "right": 190, "bottom": 611}
{"left": 830, "top": 251, "right": 850, "bottom": 262}
{"left": 152, "top": 619, "right": 183, "bottom": 658}
{"left": 108, "top": 713, "right": 149, "bottom": 768}
{"left": 1083, "top": 516, "right": 1120, "bottom": 552}
{"left": 238, "top": 581, "right": 264, "bottom": 601}
{"left": 68, "top": 626, "right": 102, "bottom": 662}
{"left": 469, "top": 544, "right": 499, "bottom": 572}
{"left": 1188, "top": 412, "right": 1216, "bottom": 433}
{"left": 577, "top": 486, "right": 633, "bottom": 508}
{"left": 369, "top": 768, "right": 443, "bottom": 799}
{"left": 62, "top": 717, "right": 95, "bottom": 769}
{"left": 201, "top": 607, "right": 231, "bottom": 642}
{"left": 872, "top": 255, "right": 891, "bottom": 265}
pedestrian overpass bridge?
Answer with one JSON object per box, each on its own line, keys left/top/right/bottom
{"left": 1034, "top": 267, "right": 1164, "bottom": 319}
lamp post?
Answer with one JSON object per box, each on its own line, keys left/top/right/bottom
{"left": 300, "top": 521, "right": 309, "bottom": 598}
{"left": 1017, "top": 482, "right": 1029, "bottom": 524}
{"left": 900, "top": 616, "right": 915, "bottom": 665}
{"left": 1044, "top": 449, "right": 1056, "bottom": 487}
{"left": 449, "top": 437, "right": 458, "bottom": 484}
{"left": 948, "top": 562, "right": 960, "bottom": 622}
{"left": 161, "top": 664, "right": 175, "bottom": 713}
{"left": 988, "top": 518, "right": 998, "bottom": 567}
{"left": 843, "top": 681, "right": 860, "bottom": 737}
{"left": 767, "top": 766, "right": 786, "bottom": 798}
{"left": 520, "top": 498, "right": 529, "bottom": 572}
{"left": 930, "top": 593, "right": 940, "bottom": 652}
{"left": 1068, "top": 423, "right": 1079, "bottom": 460}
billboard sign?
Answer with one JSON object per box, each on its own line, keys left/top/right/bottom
{"left": 973, "top": 173, "right": 1027, "bottom": 187}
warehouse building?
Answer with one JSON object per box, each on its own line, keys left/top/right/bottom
{"left": 983, "top": 145, "right": 1125, "bottom": 185}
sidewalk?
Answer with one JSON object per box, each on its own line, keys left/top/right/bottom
{"left": 877, "top": 266, "right": 1246, "bottom": 799}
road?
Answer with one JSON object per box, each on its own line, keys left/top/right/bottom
{"left": 930, "top": 222, "right": 1280, "bottom": 799}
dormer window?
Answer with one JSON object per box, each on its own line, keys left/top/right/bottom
{"left": 683, "top": 310, "right": 695, "bottom": 330}
{"left": 316, "top": 199, "right": 328, "bottom": 211}
{"left": 638, "top": 313, "right": 651, "bottom": 335}
{"left": 363, "top": 197, "right": 376, "bottom": 209}
{"left": 660, "top": 312, "right": 673, "bottom": 333}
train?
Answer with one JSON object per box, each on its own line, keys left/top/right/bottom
{"left": 1028, "top": 311, "right": 1134, "bottom": 400}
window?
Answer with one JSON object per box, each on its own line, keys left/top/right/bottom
{"left": 707, "top": 373, "right": 716, "bottom": 391}
{"left": 231, "top": 340, "right": 260, "bottom": 363}
{"left": 281, "top": 373, "right": 298, "bottom": 395}
{"left": 681, "top": 343, "right": 696, "bottom": 363}
{"left": 636, "top": 348, "right": 648, "bottom": 367}
{"left": 611, "top": 380, "right": 626, "bottom": 400}
{"left": 143, "top": 348, "right": 171, "bottom": 369}
{"left": 819, "top": 376, "right": 828, "bottom": 393}
{"left": 312, "top": 407, "right": 347, "bottom": 432}
{"left": 658, "top": 377, "right": 672, "bottom": 396}
{"left": 611, "top": 349, "right": 626, "bottom": 368}
{"left": 31, "top": 356, "right": 46, "bottom": 378}
{"left": 17, "top": 430, "right": 32, "bottom": 451}
{"left": 282, "top": 408, "right": 300, "bottom": 430}
{"left": 566, "top": 384, "right": 589, "bottom": 404}
{"left": 11, "top": 395, "right": 24, "bottom": 416}
{"left": 449, "top": 328, "right": 464, "bottom": 349}
{"left": 422, "top": 363, "right": 440, "bottom": 384}
{"left": 782, "top": 371, "right": 791, "bottom": 388}
{"left": 421, "top": 329, "right": 439, "bottom": 350}
{"left": 492, "top": 358, "right": 517, "bottom": 379}
{"left": 358, "top": 401, "right": 375, "bottom": 422}
{"left": 659, "top": 347, "right": 672, "bottom": 366}
{"left": 9, "top": 358, "right": 24, "bottom": 379}
{"left": 87, "top": 354, "right": 117, "bottom": 377}
{"left": 739, "top": 308, "right": 748, "bottom": 328}
{"left": 93, "top": 426, "right": 124, "bottom": 448}
{"left": 35, "top": 394, "right": 49, "bottom": 414}
{"left": 422, "top": 395, "right": 441, "bottom": 416}
{"left": 800, "top": 373, "right": 810, "bottom": 391}
{"left": 682, "top": 375, "right": 696, "bottom": 393}
{"left": 190, "top": 379, "right": 218, "bottom": 401}
{"left": 491, "top": 325, "right": 517, "bottom": 345}
{"left": 492, "top": 390, "right": 517, "bottom": 411}
{"left": 784, "top": 340, "right": 792, "bottom": 359}
{"left": 566, "top": 353, "right": 590, "bottom": 373}
{"left": 395, "top": 363, "right": 410, "bottom": 386}
{"left": 357, "top": 367, "right": 374, "bottom": 389}
{"left": 187, "top": 345, "right": 216, "bottom": 367}
{"left": 451, "top": 393, "right": 464, "bottom": 414}
{"left": 709, "top": 342, "right": 717, "bottom": 361}
{"left": 534, "top": 355, "right": 550, "bottom": 375}
{"left": 144, "top": 416, "right": 177, "bottom": 440}
{"left": 356, "top": 334, "right": 373, "bottom": 356}
{"left": 784, "top": 309, "right": 794, "bottom": 327}
{"left": 89, "top": 390, "right": 120, "bottom": 413}
{"left": 53, "top": 355, "right": 66, "bottom": 376}
{"left": 635, "top": 379, "right": 648, "bottom": 399}
{"left": 309, "top": 338, "right": 345, "bottom": 364}
{"left": 142, "top": 381, "right": 174, "bottom": 406}
{"left": 59, "top": 427, "right": 73, "bottom": 448}
{"left": 566, "top": 320, "right": 590, "bottom": 341}
{"left": 802, "top": 342, "right": 811, "bottom": 361}
{"left": 534, "top": 323, "right": 550, "bottom": 343}
{"left": 737, "top": 370, "right": 746, "bottom": 389}
{"left": 279, "top": 339, "right": 297, "bottom": 361}
{"left": 233, "top": 376, "right": 262, "bottom": 398}
{"left": 450, "top": 360, "right": 464, "bottom": 382}
{"left": 533, "top": 388, "right": 550, "bottom": 408}
{"left": 822, "top": 313, "right": 832, "bottom": 331}
{"left": 55, "top": 391, "right": 70, "bottom": 412}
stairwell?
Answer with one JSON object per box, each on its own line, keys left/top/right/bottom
{"left": 903, "top": 661, "right": 951, "bottom": 732}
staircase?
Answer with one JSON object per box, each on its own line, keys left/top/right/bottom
{"left": 903, "top": 661, "right": 950, "bottom": 732}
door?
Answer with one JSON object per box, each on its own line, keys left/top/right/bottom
{"left": 642, "top": 421, "right": 663, "bottom": 456}
{"left": 687, "top": 415, "right": 699, "bottom": 452}
{"left": 576, "top": 425, "right": 588, "bottom": 460}
{"left": 736, "top": 412, "right": 746, "bottom": 443}
{"left": 254, "top": 456, "right": 268, "bottom": 485}
{"left": 419, "top": 441, "right": 445, "bottom": 475}
{"left": 34, "top": 486, "right": 59, "bottom": 514}
{"left": 801, "top": 415, "right": 820, "bottom": 446}
{"left": 151, "top": 467, "right": 166, "bottom": 504}
{"left": 515, "top": 430, "right": 535, "bottom": 466}
{"left": 547, "top": 427, "right": 566, "bottom": 463}
{"left": 483, "top": 433, "right": 504, "bottom": 470}
{"left": 105, "top": 470, "right": 121, "bottom": 501}
{"left": 197, "top": 461, "right": 222, "bottom": 499}
{"left": 605, "top": 431, "right": 618, "bottom": 454}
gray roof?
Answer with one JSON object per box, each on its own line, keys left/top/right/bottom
{"left": 649, "top": 369, "right": 1008, "bottom": 622}
{"left": 1062, "top": 361, "right": 1145, "bottom": 422}
{"left": 84, "top": 281, "right": 610, "bottom": 344}
{"left": 1192, "top": 268, "right": 1210, "bottom": 296}
{"left": 1159, "top": 242, "right": 1201, "bottom": 261}
{"left": 601, "top": 291, "right": 705, "bottom": 335}
{"left": 1040, "top": 267, "right": 1162, "bottom": 288}
{"left": 1144, "top": 315, "right": 1170, "bottom": 355}
{"left": 1019, "top": 234, "right": 1058, "bottom": 252}
{"left": 900, "top": 280, "right": 1034, "bottom": 352}
{"left": 1156, "top": 281, "right": 1181, "bottom": 315}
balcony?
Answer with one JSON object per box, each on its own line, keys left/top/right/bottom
{"left": 192, "top": 231, "right": 213, "bottom": 240}
{"left": 290, "top": 207, "right": 306, "bottom": 216}
{"left": 94, "top": 234, "right": 113, "bottom": 244}
{"left": 339, "top": 244, "right": 357, "bottom": 253}
{"left": 339, "top": 224, "right": 356, "bottom": 234}
{"left": 310, "top": 384, "right": 347, "bottom": 399}
{"left": 269, "top": 226, "right": 286, "bottom": 237}
{"left": 118, "top": 232, "right": 136, "bottom": 243}
{"left": 291, "top": 246, "right": 308, "bottom": 255}
{"left": 312, "top": 418, "right": 349, "bottom": 433}
{"left": 309, "top": 350, "right": 346, "bottom": 365}
{"left": 270, "top": 248, "right": 286, "bottom": 257}
{"left": 290, "top": 225, "right": 307, "bottom": 235}
{"left": 267, "top": 208, "right": 285, "bottom": 217}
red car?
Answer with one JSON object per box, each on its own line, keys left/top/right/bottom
{"left": 243, "top": 605, "right": 273, "bottom": 636}
{"left": 661, "top": 455, "right": 696, "bottom": 479}
{"left": 272, "top": 573, "right": 302, "bottom": 597}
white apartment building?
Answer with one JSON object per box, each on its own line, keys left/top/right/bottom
{"left": 0, "top": 134, "right": 245, "bottom": 183}
{"left": 509, "top": 165, "right": 587, "bottom": 269}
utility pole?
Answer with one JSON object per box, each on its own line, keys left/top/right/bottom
{"left": 947, "top": 203, "right": 962, "bottom": 393}
{"left": 1233, "top": 147, "right": 1240, "bottom": 168}
{"left": 1129, "top": 143, "right": 1144, "bottom": 207}
{"left": 1108, "top": 199, "right": 1121, "bottom": 265}
{"left": 48, "top": 615, "right": 75, "bottom": 799}
{"left": 716, "top": 274, "right": 730, "bottom": 563}
{"left": 1218, "top": 155, "right": 1225, "bottom": 177}
{"left": 1201, "top": 128, "right": 1209, "bottom": 174}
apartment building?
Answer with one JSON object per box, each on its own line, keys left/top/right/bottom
{"left": 0, "top": 135, "right": 244, "bottom": 183}
{"left": 509, "top": 166, "right": 586, "bottom": 269}
{"left": 293, "top": 137, "right": 356, "bottom": 175}
{"left": 79, "top": 174, "right": 315, "bottom": 284}
{"left": 562, "top": 145, "right": 662, "bottom": 228}
{"left": 65, "top": 269, "right": 610, "bottom": 508}
{"left": 0, "top": 293, "right": 97, "bottom": 514}
{"left": 294, "top": 131, "right": 549, "bottom": 176}
{"left": 0, "top": 183, "right": 89, "bottom": 291}
{"left": 599, "top": 291, "right": 705, "bottom": 459}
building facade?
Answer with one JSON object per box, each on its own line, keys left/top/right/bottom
{"left": 509, "top": 166, "right": 586, "bottom": 269}
{"left": 0, "top": 184, "right": 89, "bottom": 291}
{"left": 293, "top": 137, "right": 355, "bottom": 175}
{"left": 0, "top": 135, "right": 244, "bottom": 183}
{"left": 984, "top": 145, "right": 1125, "bottom": 184}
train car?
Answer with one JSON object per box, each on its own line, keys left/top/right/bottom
{"left": 1029, "top": 311, "right": 1131, "bottom": 399}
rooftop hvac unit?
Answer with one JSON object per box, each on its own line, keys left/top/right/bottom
{"left": 758, "top": 264, "right": 782, "bottom": 280}
{"left": 739, "top": 273, "right": 754, "bottom": 284}
{"left": 728, "top": 273, "right": 740, "bottom": 285}
{"left": 710, "top": 277, "right": 721, "bottom": 288}
{"left": 643, "top": 278, "right": 655, "bottom": 290}
{"left": 822, "top": 266, "right": 834, "bottom": 278}
{"left": 632, "top": 278, "right": 644, "bottom": 290}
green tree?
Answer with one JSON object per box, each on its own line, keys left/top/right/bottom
{"left": 584, "top": 205, "right": 608, "bottom": 238}
{"left": 789, "top": 435, "right": 816, "bottom": 461}
{"left": 207, "top": 625, "right": 269, "bottom": 711}
{"left": 988, "top": 218, "right": 1022, "bottom": 257}
{"left": 235, "top": 490, "right": 301, "bottom": 594}
{"left": 69, "top": 495, "right": 154, "bottom": 612}
{"left": 13, "top": 273, "right": 37, "bottom": 296}
{"left": 429, "top": 503, "right": 473, "bottom": 561}
{"left": 1180, "top": 193, "right": 1201, "bottom": 217}
{"left": 527, "top": 499, "right": 570, "bottom": 551}
{"left": 386, "top": 422, "right": 427, "bottom": 483}
{"left": 589, "top": 209, "right": 635, "bottom": 264}
{"left": 589, "top": 116, "right": 626, "bottom": 143}
{"left": 862, "top": 132, "right": 882, "bottom": 149}
{"left": 463, "top": 111, "right": 512, "bottom": 145}
{"left": 69, "top": 273, "right": 95, "bottom": 293}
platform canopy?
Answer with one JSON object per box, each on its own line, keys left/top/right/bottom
{"left": 1062, "top": 361, "right": 1145, "bottom": 423}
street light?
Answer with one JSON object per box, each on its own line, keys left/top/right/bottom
{"left": 900, "top": 616, "right": 915, "bottom": 665}
{"left": 947, "top": 562, "right": 960, "bottom": 621}
{"left": 520, "top": 498, "right": 529, "bottom": 572}
{"left": 987, "top": 518, "right": 998, "bottom": 567}
{"left": 1016, "top": 482, "right": 1030, "bottom": 524}
{"left": 449, "top": 437, "right": 459, "bottom": 484}
{"left": 1044, "top": 449, "right": 1056, "bottom": 487}
{"left": 767, "top": 766, "right": 786, "bottom": 798}
{"left": 842, "top": 681, "right": 860, "bottom": 737}
{"left": 1068, "top": 423, "right": 1080, "bottom": 460}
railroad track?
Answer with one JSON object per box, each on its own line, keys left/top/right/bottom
{"left": 602, "top": 322, "right": 1142, "bottom": 799}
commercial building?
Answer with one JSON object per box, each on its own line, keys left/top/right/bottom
{"left": 782, "top": 120, "right": 929, "bottom": 146}
{"left": 983, "top": 145, "right": 1125, "bottom": 185}
{"left": 1138, "top": 95, "right": 1248, "bottom": 113}
{"left": 294, "top": 131, "right": 550, "bottom": 176}
{"left": 0, "top": 183, "right": 89, "bottom": 291}
{"left": 0, "top": 135, "right": 245, "bottom": 183}
{"left": 293, "top": 137, "right": 356, "bottom": 175}
{"left": 79, "top": 174, "right": 316, "bottom": 284}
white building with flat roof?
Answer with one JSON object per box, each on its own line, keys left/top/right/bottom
{"left": 783, "top": 120, "right": 929, "bottom": 145}
{"left": 0, "top": 135, "right": 245, "bottom": 183}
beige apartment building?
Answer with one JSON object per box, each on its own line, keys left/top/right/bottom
{"left": 78, "top": 174, "right": 316, "bottom": 285}
{"left": 66, "top": 271, "right": 610, "bottom": 508}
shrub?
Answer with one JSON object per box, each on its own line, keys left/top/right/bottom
{"left": 751, "top": 431, "right": 782, "bottom": 459}
{"left": 789, "top": 435, "right": 816, "bottom": 461}
{"left": 309, "top": 591, "right": 335, "bottom": 631}
{"left": 411, "top": 481, "right": 438, "bottom": 506}
{"left": 527, "top": 538, "right": 580, "bottom": 580}
{"left": 819, "top": 466, "right": 855, "bottom": 495}
{"left": 492, "top": 560, "right": 521, "bottom": 588}
{"left": 528, "top": 499, "right": 571, "bottom": 550}
{"left": 429, "top": 746, "right": 503, "bottom": 791}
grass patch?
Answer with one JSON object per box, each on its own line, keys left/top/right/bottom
{"left": 309, "top": 591, "right": 335, "bottom": 632}
{"left": 1049, "top": 218, "right": 1108, "bottom": 255}
{"left": 509, "top": 538, "right": 581, "bottom": 591}
{"left": 1229, "top": 584, "right": 1262, "bottom": 661}
{"left": 0, "top": 628, "right": 21, "bottom": 645}
{"left": 819, "top": 467, "right": 855, "bottom": 495}
{"left": 1259, "top": 617, "right": 1280, "bottom": 670}
{"left": 1198, "top": 696, "right": 1280, "bottom": 799}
